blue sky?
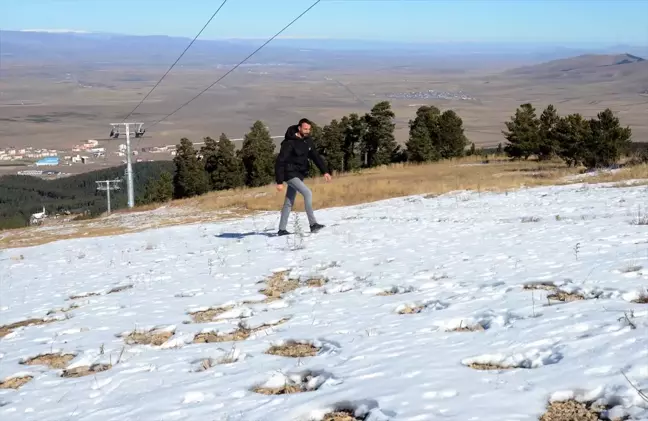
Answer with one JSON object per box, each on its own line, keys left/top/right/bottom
{"left": 2, "top": 0, "right": 647, "bottom": 45}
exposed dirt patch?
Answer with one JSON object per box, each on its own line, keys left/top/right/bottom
{"left": 107, "top": 284, "right": 133, "bottom": 294}
{"left": 323, "top": 411, "right": 363, "bottom": 421}
{"left": 0, "top": 318, "right": 56, "bottom": 339}
{"left": 188, "top": 306, "right": 235, "bottom": 323}
{"left": 22, "top": 353, "right": 75, "bottom": 369}
{"left": 124, "top": 329, "right": 174, "bottom": 346}
{"left": 0, "top": 375, "right": 33, "bottom": 390}
{"left": 259, "top": 270, "right": 299, "bottom": 301}
{"left": 547, "top": 290, "right": 585, "bottom": 302}
{"left": 265, "top": 341, "right": 320, "bottom": 358}
{"left": 193, "top": 318, "right": 289, "bottom": 344}
{"left": 539, "top": 399, "right": 624, "bottom": 421}
{"left": 61, "top": 363, "right": 112, "bottom": 378}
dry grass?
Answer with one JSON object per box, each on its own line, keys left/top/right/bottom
{"left": 547, "top": 290, "right": 585, "bottom": 302}
{"left": 252, "top": 384, "right": 304, "bottom": 395}
{"left": 306, "top": 277, "right": 328, "bottom": 287}
{"left": 61, "top": 363, "right": 112, "bottom": 378}
{"left": 322, "top": 411, "right": 361, "bottom": 421}
{"left": 468, "top": 362, "right": 515, "bottom": 371}
{"left": 265, "top": 341, "right": 320, "bottom": 358}
{"left": 4, "top": 159, "right": 648, "bottom": 250}
{"left": 22, "top": 353, "right": 75, "bottom": 369}
{"left": 0, "top": 318, "right": 55, "bottom": 338}
{"left": 259, "top": 270, "right": 299, "bottom": 301}
{"left": 398, "top": 304, "right": 427, "bottom": 314}
{"left": 523, "top": 283, "right": 557, "bottom": 291}
{"left": 193, "top": 318, "right": 289, "bottom": 344}
{"left": 47, "top": 302, "right": 80, "bottom": 315}
{"left": 449, "top": 321, "right": 486, "bottom": 332}
{"left": 107, "top": 284, "right": 133, "bottom": 294}
{"left": 0, "top": 375, "right": 33, "bottom": 390}
{"left": 538, "top": 399, "right": 623, "bottom": 421}
{"left": 189, "top": 305, "right": 234, "bottom": 323}
{"left": 631, "top": 294, "right": 648, "bottom": 304}
{"left": 124, "top": 329, "right": 174, "bottom": 346}
{"left": 69, "top": 292, "right": 101, "bottom": 300}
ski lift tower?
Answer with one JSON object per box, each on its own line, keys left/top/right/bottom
{"left": 109, "top": 122, "right": 145, "bottom": 208}
{"left": 96, "top": 179, "right": 122, "bottom": 215}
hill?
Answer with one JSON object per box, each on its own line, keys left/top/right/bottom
{"left": 0, "top": 161, "right": 173, "bottom": 229}
{"left": 1, "top": 181, "right": 647, "bottom": 420}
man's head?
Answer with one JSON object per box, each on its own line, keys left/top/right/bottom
{"left": 297, "top": 118, "right": 312, "bottom": 137}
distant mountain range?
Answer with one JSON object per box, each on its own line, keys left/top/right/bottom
{"left": 2, "top": 30, "right": 647, "bottom": 70}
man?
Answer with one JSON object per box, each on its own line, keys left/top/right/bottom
{"left": 275, "top": 118, "right": 332, "bottom": 236}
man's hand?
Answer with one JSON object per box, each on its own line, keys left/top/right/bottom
{"left": 323, "top": 173, "right": 332, "bottom": 182}
{"left": 276, "top": 184, "right": 284, "bottom": 192}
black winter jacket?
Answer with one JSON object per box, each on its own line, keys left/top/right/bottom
{"left": 275, "top": 125, "right": 329, "bottom": 184}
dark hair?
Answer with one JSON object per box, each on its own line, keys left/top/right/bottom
{"left": 298, "top": 118, "right": 312, "bottom": 127}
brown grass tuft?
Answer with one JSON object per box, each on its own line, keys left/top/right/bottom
{"left": 323, "top": 411, "right": 362, "bottom": 421}
{"left": 398, "top": 304, "right": 426, "bottom": 314}
{"left": 189, "top": 306, "right": 234, "bottom": 323}
{"left": 266, "top": 341, "right": 320, "bottom": 358}
{"left": 124, "top": 329, "right": 173, "bottom": 346}
{"left": 631, "top": 295, "right": 648, "bottom": 304}
{"left": 252, "top": 384, "right": 303, "bottom": 395}
{"left": 0, "top": 318, "right": 55, "bottom": 338}
{"left": 450, "top": 321, "right": 486, "bottom": 332}
{"left": 69, "top": 292, "right": 100, "bottom": 300}
{"left": 523, "top": 283, "right": 557, "bottom": 291}
{"left": 259, "top": 270, "right": 299, "bottom": 301}
{"left": 22, "top": 353, "right": 75, "bottom": 369}
{"left": 193, "top": 318, "right": 289, "bottom": 344}
{"left": 306, "top": 277, "right": 328, "bottom": 287}
{"left": 547, "top": 290, "right": 585, "bottom": 302}
{"left": 0, "top": 375, "right": 33, "bottom": 390}
{"left": 468, "top": 362, "right": 514, "bottom": 371}
{"left": 61, "top": 363, "right": 112, "bottom": 378}
{"left": 539, "top": 400, "right": 605, "bottom": 421}
{"left": 107, "top": 284, "right": 133, "bottom": 294}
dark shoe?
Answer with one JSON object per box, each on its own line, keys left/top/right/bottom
{"left": 310, "top": 223, "right": 325, "bottom": 233}
{"left": 277, "top": 229, "right": 291, "bottom": 236}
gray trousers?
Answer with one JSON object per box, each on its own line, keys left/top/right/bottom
{"left": 279, "top": 177, "right": 317, "bottom": 230}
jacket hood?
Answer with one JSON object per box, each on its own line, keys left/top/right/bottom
{"left": 284, "top": 124, "right": 300, "bottom": 140}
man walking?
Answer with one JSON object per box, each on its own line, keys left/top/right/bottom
{"left": 275, "top": 118, "right": 332, "bottom": 236}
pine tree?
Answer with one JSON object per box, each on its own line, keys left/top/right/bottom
{"left": 581, "top": 108, "right": 632, "bottom": 168}
{"left": 503, "top": 103, "right": 540, "bottom": 159}
{"left": 437, "top": 110, "right": 468, "bottom": 159}
{"left": 173, "top": 138, "right": 209, "bottom": 199}
{"left": 239, "top": 120, "right": 276, "bottom": 187}
{"left": 200, "top": 136, "right": 218, "bottom": 190}
{"left": 554, "top": 113, "right": 589, "bottom": 167}
{"left": 405, "top": 118, "right": 435, "bottom": 162}
{"left": 319, "top": 119, "right": 345, "bottom": 173}
{"left": 537, "top": 104, "right": 560, "bottom": 160}
{"left": 211, "top": 133, "right": 245, "bottom": 190}
{"left": 496, "top": 143, "right": 503, "bottom": 155}
{"left": 363, "top": 101, "right": 397, "bottom": 167}
{"left": 341, "top": 113, "right": 365, "bottom": 171}
{"left": 138, "top": 171, "right": 173, "bottom": 204}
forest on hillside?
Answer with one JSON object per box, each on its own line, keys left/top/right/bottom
{"left": 0, "top": 161, "right": 173, "bottom": 229}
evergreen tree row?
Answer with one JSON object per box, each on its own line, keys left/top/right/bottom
{"left": 139, "top": 100, "right": 636, "bottom": 206}
{"left": 503, "top": 103, "right": 633, "bottom": 168}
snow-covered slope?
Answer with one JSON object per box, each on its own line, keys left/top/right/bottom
{"left": 1, "top": 182, "right": 648, "bottom": 421}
